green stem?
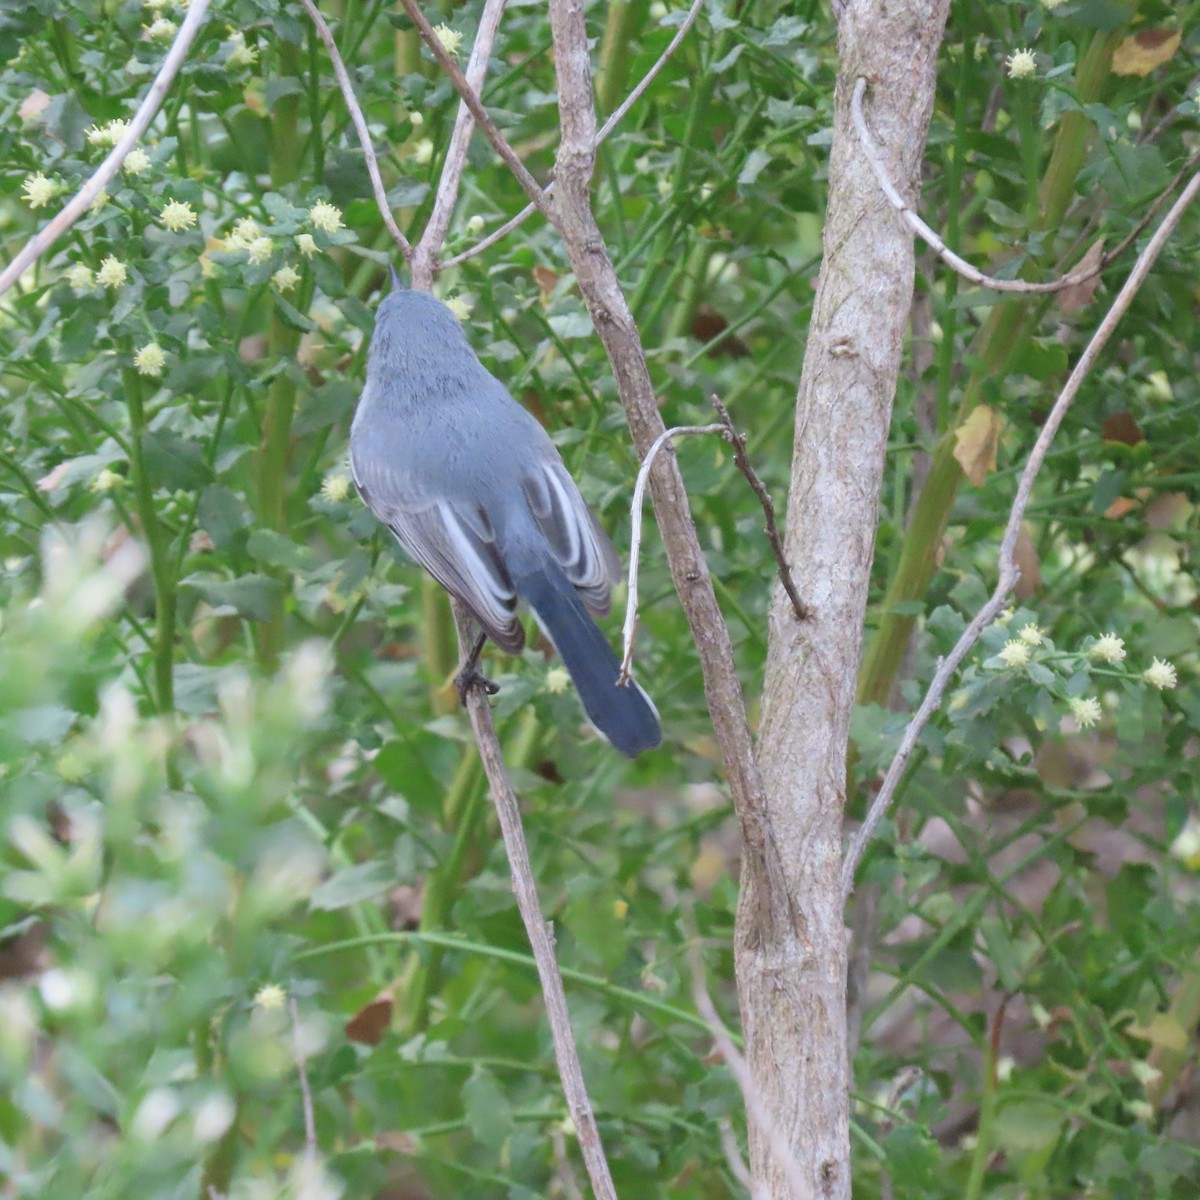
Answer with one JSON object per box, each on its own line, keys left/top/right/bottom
{"left": 122, "top": 364, "right": 176, "bottom": 717}
{"left": 595, "top": 0, "right": 645, "bottom": 119}
{"left": 255, "top": 42, "right": 304, "bottom": 669}
{"left": 963, "top": 1014, "right": 1000, "bottom": 1200}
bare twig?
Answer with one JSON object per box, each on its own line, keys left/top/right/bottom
{"left": 300, "top": 0, "right": 412, "bottom": 260}
{"left": 413, "top": 0, "right": 508, "bottom": 284}
{"left": 397, "top": 0, "right": 554, "bottom": 221}
{"left": 452, "top": 604, "right": 617, "bottom": 1200}
{"left": 0, "top": 0, "right": 211, "bottom": 299}
{"left": 288, "top": 996, "right": 318, "bottom": 1164}
{"left": 551, "top": 1125, "right": 586, "bottom": 1200}
{"left": 620, "top": 423, "right": 725, "bottom": 680}
{"left": 687, "top": 940, "right": 806, "bottom": 1200}
{"left": 842, "top": 170, "right": 1200, "bottom": 900}
{"left": 596, "top": 0, "right": 705, "bottom": 146}
{"left": 548, "top": 0, "right": 791, "bottom": 941}
{"left": 711, "top": 395, "right": 808, "bottom": 622}
{"left": 441, "top": 0, "right": 704, "bottom": 270}
{"left": 718, "top": 1119, "right": 764, "bottom": 1199}
{"left": 852, "top": 78, "right": 1192, "bottom": 296}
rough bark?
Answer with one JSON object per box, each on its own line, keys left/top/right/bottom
{"left": 741, "top": 3, "right": 948, "bottom": 1196}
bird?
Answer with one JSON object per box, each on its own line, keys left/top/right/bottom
{"left": 349, "top": 271, "right": 662, "bottom": 758}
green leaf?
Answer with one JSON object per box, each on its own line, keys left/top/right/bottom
{"left": 141, "top": 434, "right": 211, "bottom": 492}
{"left": 309, "top": 860, "right": 396, "bottom": 910}
{"left": 738, "top": 148, "right": 772, "bottom": 189}
{"left": 273, "top": 295, "right": 317, "bottom": 333}
{"left": 462, "top": 1068, "right": 514, "bottom": 1151}
{"left": 247, "top": 529, "right": 317, "bottom": 573}
{"left": 182, "top": 574, "right": 283, "bottom": 621}
{"left": 883, "top": 1125, "right": 940, "bottom": 1191}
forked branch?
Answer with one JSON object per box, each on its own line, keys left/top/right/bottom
{"left": 842, "top": 170, "right": 1200, "bottom": 899}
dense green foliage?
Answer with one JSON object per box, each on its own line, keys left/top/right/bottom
{"left": 1, "top": 0, "right": 1198, "bottom": 1196}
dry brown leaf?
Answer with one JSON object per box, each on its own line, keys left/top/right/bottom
{"left": 345, "top": 992, "right": 393, "bottom": 1045}
{"left": 953, "top": 404, "right": 1002, "bottom": 486}
{"left": 1100, "top": 411, "right": 1143, "bottom": 445}
{"left": 1058, "top": 239, "right": 1104, "bottom": 315}
{"left": 1013, "top": 524, "right": 1042, "bottom": 600}
{"left": 1104, "top": 496, "right": 1139, "bottom": 519}
{"left": 1112, "top": 29, "right": 1181, "bottom": 76}
{"left": 532, "top": 266, "right": 559, "bottom": 305}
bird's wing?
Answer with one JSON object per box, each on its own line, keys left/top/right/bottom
{"left": 521, "top": 459, "right": 620, "bottom": 617}
{"left": 351, "top": 458, "right": 524, "bottom": 653}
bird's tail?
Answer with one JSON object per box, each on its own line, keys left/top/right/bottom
{"left": 513, "top": 563, "right": 661, "bottom": 757}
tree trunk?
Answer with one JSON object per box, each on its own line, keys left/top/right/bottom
{"left": 737, "top": 3, "right": 949, "bottom": 1196}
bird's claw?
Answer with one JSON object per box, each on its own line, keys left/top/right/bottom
{"left": 454, "top": 664, "right": 500, "bottom": 705}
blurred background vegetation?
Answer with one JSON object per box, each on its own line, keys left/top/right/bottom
{"left": 1, "top": 0, "right": 1199, "bottom": 1196}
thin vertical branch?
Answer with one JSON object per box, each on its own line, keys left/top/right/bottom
{"left": 397, "top": 0, "right": 554, "bottom": 219}
{"left": 451, "top": 607, "right": 618, "bottom": 1200}
{"left": 546, "top": 0, "right": 793, "bottom": 941}
{"left": 413, "top": 0, "right": 509, "bottom": 283}
{"left": 842, "top": 170, "right": 1200, "bottom": 897}
{"left": 299, "top": 0, "right": 412, "bottom": 259}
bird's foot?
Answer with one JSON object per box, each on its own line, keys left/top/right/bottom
{"left": 454, "top": 663, "right": 500, "bottom": 705}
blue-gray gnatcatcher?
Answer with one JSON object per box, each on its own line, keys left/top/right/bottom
{"left": 349, "top": 274, "right": 661, "bottom": 757}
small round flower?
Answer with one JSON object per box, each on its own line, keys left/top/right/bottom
{"left": 226, "top": 29, "right": 257, "bottom": 67}
{"left": 308, "top": 200, "right": 343, "bottom": 234}
{"left": 1170, "top": 818, "right": 1200, "bottom": 868}
{"left": 444, "top": 295, "right": 471, "bottom": 321}
{"left": 90, "top": 468, "right": 125, "bottom": 494}
{"left": 228, "top": 216, "right": 260, "bottom": 248}
{"left": 1087, "top": 632, "right": 1126, "bottom": 663}
{"left": 134, "top": 342, "right": 166, "bottom": 377}
{"left": 432, "top": 23, "right": 464, "bottom": 57}
{"left": 1143, "top": 657, "right": 1177, "bottom": 690}
{"left": 295, "top": 233, "right": 318, "bottom": 258}
{"left": 1005, "top": 48, "right": 1037, "bottom": 79}
{"left": 994, "top": 607, "right": 1015, "bottom": 627}
{"left": 246, "top": 235, "right": 273, "bottom": 265}
{"left": 410, "top": 111, "right": 424, "bottom": 128}
{"left": 96, "top": 256, "right": 128, "bottom": 288}
{"left": 1068, "top": 696, "right": 1102, "bottom": 729}
{"left": 271, "top": 264, "right": 301, "bottom": 292}
{"left": 159, "top": 199, "right": 197, "bottom": 232}
{"left": 123, "top": 147, "right": 152, "bottom": 176}
{"left": 90, "top": 190, "right": 109, "bottom": 212}
{"left": 412, "top": 138, "right": 434, "bottom": 166}
{"left": 998, "top": 640, "right": 1031, "bottom": 669}
{"left": 145, "top": 16, "right": 176, "bottom": 38}
{"left": 254, "top": 983, "right": 287, "bottom": 1012}
{"left": 21, "top": 172, "right": 55, "bottom": 210}
{"left": 1018, "top": 623, "right": 1044, "bottom": 646}
{"left": 320, "top": 472, "right": 352, "bottom": 502}
{"left": 1131, "top": 1060, "right": 1163, "bottom": 1087}
{"left": 56, "top": 747, "right": 89, "bottom": 781}
{"left": 544, "top": 667, "right": 571, "bottom": 694}
{"left": 66, "top": 263, "right": 94, "bottom": 292}
{"left": 1125, "top": 1099, "right": 1154, "bottom": 1123}
{"left": 87, "top": 117, "right": 131, "bottom": 147}
{"left": 466, "top": 214, "right": 485, "bottom": 235}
